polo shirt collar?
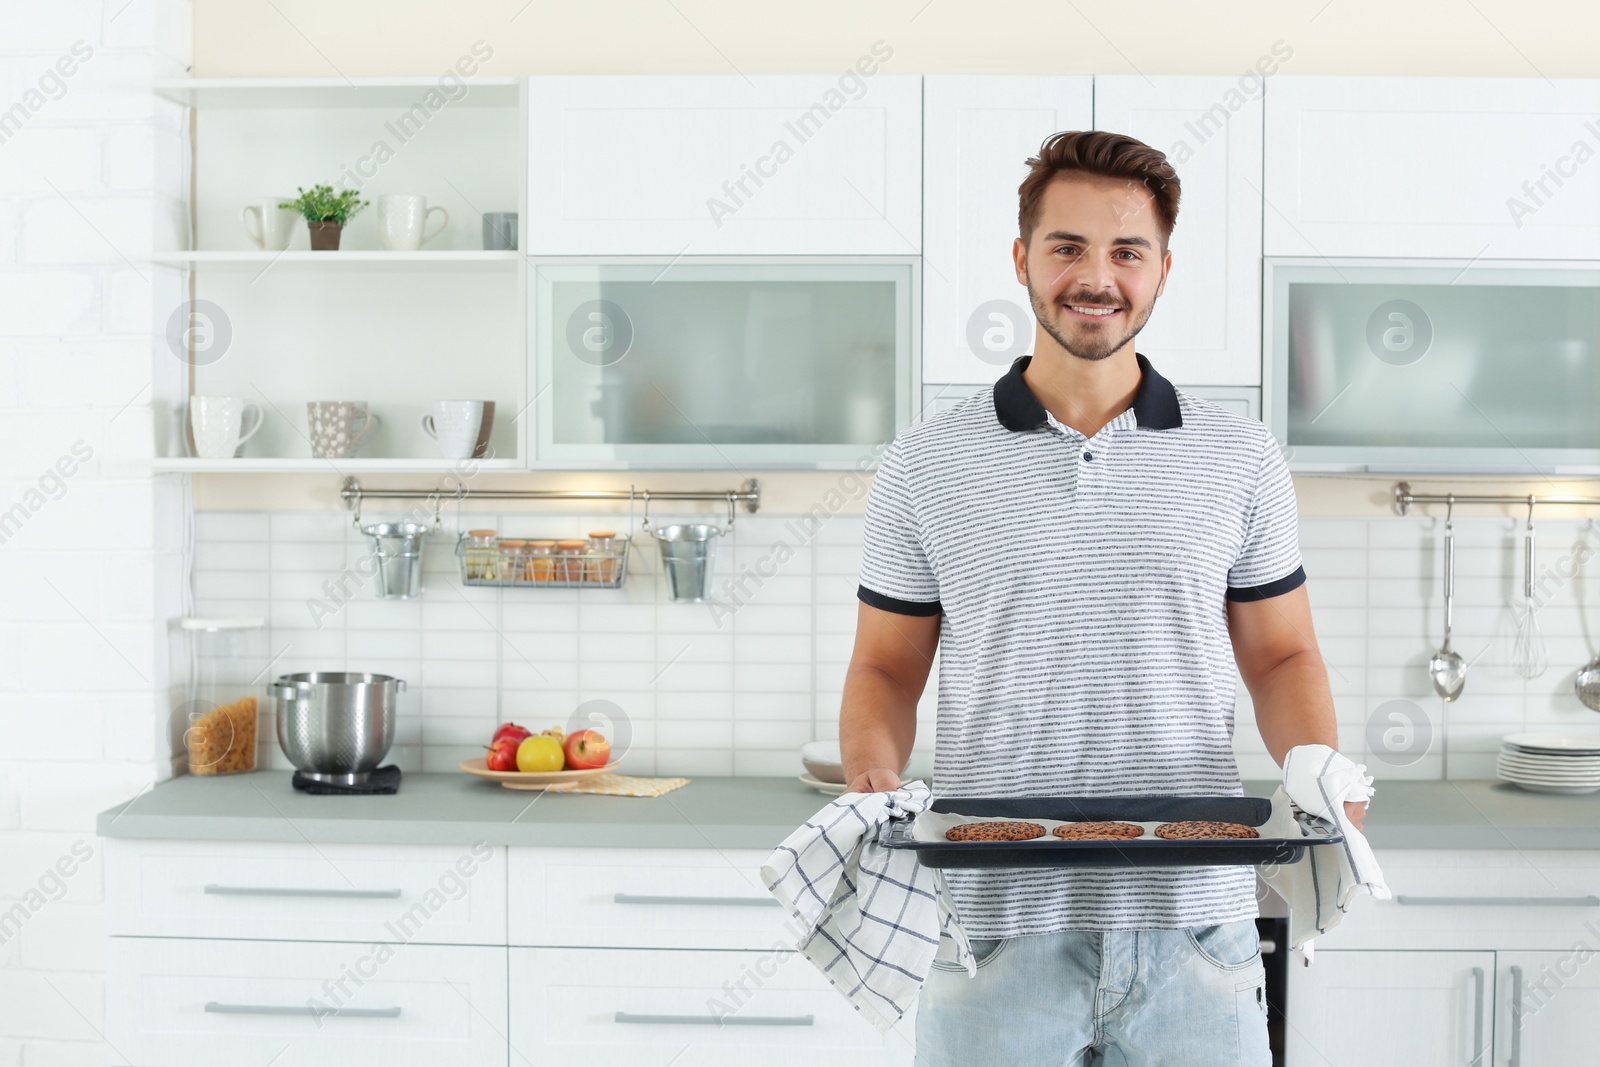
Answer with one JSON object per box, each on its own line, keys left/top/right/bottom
{"left": 992, "top": 352, "right": 1182, "bottom": 433}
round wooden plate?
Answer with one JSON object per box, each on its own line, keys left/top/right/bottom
{"left": 459, "top": 757, "right": 621, "bottom": 790}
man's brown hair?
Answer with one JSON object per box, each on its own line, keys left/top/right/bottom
{"left": 1017, "top": 130, "right": 1181, "bottom": 249}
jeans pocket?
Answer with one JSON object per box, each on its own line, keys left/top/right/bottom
{"left": 1185, "top": 920, "right": 1262, "bottom": 972}
{"left": 928, "top": 935, "right": 1010, "bottom": 973}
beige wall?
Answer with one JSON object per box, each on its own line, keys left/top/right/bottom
{"left": 194, "top": 0, "right": 1599, "bottom": 78}
{"left": 189, "top": 0, "right": 1600, "bottom": 520}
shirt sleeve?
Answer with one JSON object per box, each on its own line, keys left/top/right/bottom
{"left": 857, "top": 438, "right": 942, "bottom": 616}
{"left": 1226, "top": 433, "right": 1307, "bottom": 602}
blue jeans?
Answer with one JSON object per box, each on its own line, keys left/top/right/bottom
{"left": 915, "top": 920, "right": 1271, "bottom": 1066}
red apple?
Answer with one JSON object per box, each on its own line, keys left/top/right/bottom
{"left": 485, "top": 736, "right": 520, "bottom": 772}
{"left": 492, "top": 722, "right": 532, "bottom": 747}
{"left": 563, "top": 729, "right": 611, "bottom": 770}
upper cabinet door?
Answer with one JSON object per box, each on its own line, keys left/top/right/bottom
{"left": 1094, "top": 76, "right": 1265, "bottom": 388}
{"left": 526, "top": 73, "right": 921, "bottom": 255}
{"left": 922, "top": 76, "right": 1093, "bottom": 386}
{"left": 1265, "top": 76, "right": 1600, "bottom": 259}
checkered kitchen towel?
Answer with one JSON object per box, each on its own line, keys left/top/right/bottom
{"left": 762, "top": 781, "right": 975, "bottom": 1033}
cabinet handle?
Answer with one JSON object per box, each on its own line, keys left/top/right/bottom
{"left": 1509, "top": 964, "right": 1524, "bottom": 1067}
{"left": 614, "top": 1011, "right": 813, "bottom": 1027}
{"left": 205, "top": 1002, "right": 401, "bottom": 1019}
{"left": 1471, "top": 967, "right": 1486, "bottom": 1067}
{"left": 612, "top": 893, "right": 779, "bottom": 908}
{"left": 1396, "top": 895, "right": 1600, "bottom": 908}
{"left": 204, "top": 884, "right": 403, "bottom": 899}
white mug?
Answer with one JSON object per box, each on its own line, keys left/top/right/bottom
{"left": 241, "top": 197, "right": 299, "bottom": 251}
{"left": 420, "top": 400, "right": 484, "bottom": 460}
{"left": 190, "top": 396, "right": 264, "bottom": 459}
{"left": 378, "top": 194, "right": 448, "bottom": 252}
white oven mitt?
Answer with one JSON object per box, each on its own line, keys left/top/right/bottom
{"left": 1256, "top": 744, "right": 1390, "bottom": 965}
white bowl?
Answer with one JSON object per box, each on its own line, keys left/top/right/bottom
{"left": 799, "top": 740, "right": 845, "bottom": 784}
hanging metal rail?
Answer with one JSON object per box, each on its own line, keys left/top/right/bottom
{"left": 1393, "top": 481, "right": 1600, "bottom": 516}
{"left": 340, "top": 476, "right": 761, "bottom": 525}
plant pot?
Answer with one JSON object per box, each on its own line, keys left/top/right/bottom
{"left": 307, "top": 220, "right": 343, "bottom": 251}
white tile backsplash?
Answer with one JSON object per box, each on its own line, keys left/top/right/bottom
{"left": 189, "top": 511, "right": 1600, "bottom": 780}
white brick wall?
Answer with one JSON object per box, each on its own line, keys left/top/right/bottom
{"left": 0, "top": 0, "right": 189, "bottom": 1060}
{"left": 189, "top": 509, "right": 1600, "bottom": 790}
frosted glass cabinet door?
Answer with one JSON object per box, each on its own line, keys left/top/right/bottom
{"left": 526, "top": 74, "right": 922, "bottom": 255}
{"left": 1265, "top": 76, "right": 1600, "bottom": 259}
{"left": 1286, "top": 949, "right": 1496, "bottom": 1067}
{"left": 1094, "top": 76, "right": 1264, "bottom": 387}
{"left": 1266, "top": 259, "right": 1600, "bottom": 473}
{"left": 531, "top": 259, "right": 915, "bottom": 467}
{"left": 921, "top": 75, "right": 1093, "bottom": 386}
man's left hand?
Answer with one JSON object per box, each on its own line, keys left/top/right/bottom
{"left": 1343, "top": 800, "right": 1366, "bottom": 832}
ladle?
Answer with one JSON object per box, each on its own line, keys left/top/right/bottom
{"left": 1428, "top": 497, "right": 1467, "bottom": 701}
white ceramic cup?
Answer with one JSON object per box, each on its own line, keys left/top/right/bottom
{"left": 241, "top": 197, "right": 299, "bottom": 251}
{"left": 190, "top": 396, "right": 264, "bottom": 459}
{"left": 420, "top": 400, "right": 484, "bottom": 460}
{"left": 378, "top": 194, "right": 448, "bottom": 252}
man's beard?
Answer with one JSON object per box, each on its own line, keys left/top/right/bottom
{"left": 1027, "top": 281, "right": 1156, "bottom": 363}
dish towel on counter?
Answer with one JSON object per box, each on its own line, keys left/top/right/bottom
{"left": 541, "top": 774, "right": 689, "bottom": 797}
{"left": 1257, "top": 744, "right": 1391, "bottom": 965}
{"left": 762, "top": 781, "right": 975, "bottom": 1033}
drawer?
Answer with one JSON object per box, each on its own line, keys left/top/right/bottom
{"left": 105, "top": 839, "right": 505, "bottom": 944}
{"left": 106, "top": 937, "right": 508, "bottom": 1067}
{"left": 1330, "top": 849, "right": 1600, "bottom": 951}
{"left": 508, "top": 946, "right": 915, "bottom": 1066}
{"left": 508, "top": 846, "right": 792, "bottom": 949}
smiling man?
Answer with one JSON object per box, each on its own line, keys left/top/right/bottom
{"left": 840, "top": 131, "right": 1360, "bottom": 1065}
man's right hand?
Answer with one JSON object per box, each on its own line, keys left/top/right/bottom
{"left": 845, "top": 767, "right": 903, "bottom": 794}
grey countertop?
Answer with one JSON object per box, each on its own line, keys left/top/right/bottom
{"left": 95, "top": 772, "right": 1600, "bottom": 851}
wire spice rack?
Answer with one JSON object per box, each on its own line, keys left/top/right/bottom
{"left": 455, "top": 535, "right": 631, "bottom": 589}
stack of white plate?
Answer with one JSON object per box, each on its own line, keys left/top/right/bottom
{"left": 1496, "top": 733, "right": 1600, "bottom": 794}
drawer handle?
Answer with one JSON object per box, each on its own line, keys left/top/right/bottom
{"left": 1395, "top": 895, "right": 1600, "bottom": 907}
{"left": 1471, "top": 967, "right": 1486, "bottom": 1065}
{"left": 204, "top": 884, "right": 404, "bottom": 900}
{"left": 1509, "top": 964, "right": 1524, "bottom": 1067}
{"left": 205, "top": 1002, "right": 401, "bottom": 1019}
{"left": 614, "top": 1011, "right": 813, "bottom": 1027}
{"left": 612, "top": 893, "right": 779, "bottom": 908}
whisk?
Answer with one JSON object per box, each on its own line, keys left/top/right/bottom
{"left": 1512, "top": 499, "right": 1548, "bottom": 679}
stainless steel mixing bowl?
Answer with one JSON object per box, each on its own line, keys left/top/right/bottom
{"left": 272, "top": 671, "right": 405, "bottom": 784}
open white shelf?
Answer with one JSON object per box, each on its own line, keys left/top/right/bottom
{"left": 148, "top": 251, "right": 522, "bottom": 269}
{"left": 154, "top": 77, "right": 523, "bottom": 110}
{"left": 153, "top": 457, "right": 527, "bottom": 474}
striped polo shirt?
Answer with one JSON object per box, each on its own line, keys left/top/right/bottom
{"left": 858, "top": 353, "right": 1305, "bottom": 937}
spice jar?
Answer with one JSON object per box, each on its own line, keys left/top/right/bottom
{"left": 587, "top": 530, "right": 619, "bottom": 583}
{"left": 464, "top": 529, "right": 497, "bottom": 580}
{"left": 555, "top": 539, "right": 588, "bottom": 584}
{"left": 526, "top": 540, "right": 555, "bottom": 582}
{"left": 498, "top": 539, "right": 528, "bottom": 583}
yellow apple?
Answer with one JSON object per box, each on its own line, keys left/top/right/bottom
{"left": 515, "top": 734, "right": 565, "bottom": 772}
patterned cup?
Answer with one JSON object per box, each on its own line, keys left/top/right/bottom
{"left": 307, "top": 401, "right": 380, "bottom": 459}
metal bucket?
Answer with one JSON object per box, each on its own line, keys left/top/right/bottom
{"left": 652, "top": 523, "right": 721, "bottom": 602}
{"left": 361, "top": 522, "right": 429, "bottom": 599}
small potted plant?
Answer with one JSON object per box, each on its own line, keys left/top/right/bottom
{"left": 280, "top": 184, "right": 369, "bottom": 251}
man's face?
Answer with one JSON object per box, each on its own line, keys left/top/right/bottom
{"left": 1013, "top": 174, "right": 1171, "bottom": 363}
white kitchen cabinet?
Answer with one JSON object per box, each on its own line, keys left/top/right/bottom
{"left": 106, "top": 936, "right": 509, "bottom": 1067}
{"left": 1286, "top": 950, "right": 1495, "bottom": 1067}
{"left": 507, "top": 846, "right": 795, "bottom": 949}
{"left": 105, "top": 838, "right": 508, "bottom": 945}
{"left": 1094, "top": 76, "right": 1264, "bottom": 387}
{"left": 921, "top": 75, "right": 1093, "bottom": 385}
{"left": 1264, "top": 77, "right": 1600, "bottom": 259}
{"left": 507, "top": 946, "right": 915, "bottom": 1066}
{"left": 526, "top": 73, "right": 921, "bottom": 255}
{"left": 1495, "top": 950, "right": 1600, "bottom": 1067}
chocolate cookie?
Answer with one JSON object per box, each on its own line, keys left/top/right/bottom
{"left": 945, "top": 820, "right": 1048, "bottom": 842}
{"left": 1153, "top": 820, "right": 1260, "bottom": 840}
{"left": 1050, "top": 821, "right": 1146, "bottom": 841}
